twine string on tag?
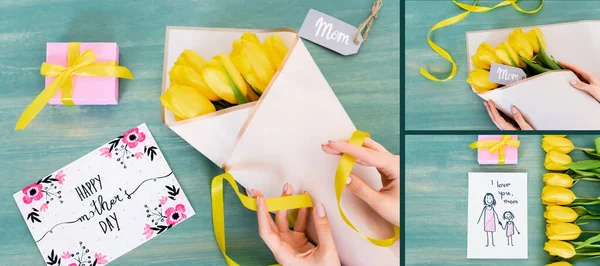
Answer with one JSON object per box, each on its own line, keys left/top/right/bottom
{"left": 354, "top": 0, "right": 383, "bottom": 44}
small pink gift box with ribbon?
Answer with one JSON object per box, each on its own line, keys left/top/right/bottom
{"left": 46, "top": 42, "right": 120, "bottom": 105}
{"left": 470, "top": 135, "right": 520, "bottom": 165}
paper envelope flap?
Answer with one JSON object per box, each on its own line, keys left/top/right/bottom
{"left": 161, "top": 27, "right": 298, "bottom": 166}
{"left": 225, "top": 40, "right": 399, "bottom": 265}
{"left": 480, "top": 71, "right": 600, "bottom": 130}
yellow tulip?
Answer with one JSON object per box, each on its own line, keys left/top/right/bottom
{"left": 263, "top": 35, "right": 288, "bottom": 70}
{"left": 471, "top": 42, "right": 500, "bottom": 70}
{"left": 545, "top": 151, "right": 573, "bottom": 171}
{"left": 526, "top": 28, "right": 546, "bottom": 54}
{"left": 546, "top": 223, "right": 581, "bottom": 240}
{"left": 496, "top": 41, "right": 525, "bottom": 68}
{"left": 545, "top": 205, "right": 578, "bottom": 223}
{"left": 546, "top": 262, "right": 573, "bottom": 266}
{"left": 467, "top": 69, "right": 499, "bottom": 93}
{"left": 241, "top": 32, "right": 261, "bottom": 44}
{"left": 543, "top": 173, "right": 574, "bottom": 188}
{"left": 160, "top": 85, "right": 216, "bottom": 120}
{"left": 201, "top": 55, "right": 249, "bottom": 104}
{"left": 174, "top": 49, "right": 207, "bottom": 74}
{"left": 542, "top": 136, "right": 575, "bottom": 154}
{"left": 508, "top": 29, "right": 534, "bottom": 61}
{"left": 169, "top": 65, "right": 220, "bottom": 101}
{"left": 544, "top": 240, "right": 576, "bottom": 259}
{"left": 542, "top": 186, "right": 576, "bottom": 205}
{"left": 231, "top": 33, "right": 276, "bottom": 94}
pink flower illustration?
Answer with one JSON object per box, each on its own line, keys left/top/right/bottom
{"left": 55, "top": 170, "right": 66, "bottom": 185}
{"left": 99, "top": 147, "right": 112, "bottom": 158}
{"left": 134, "top": 152, "right": 144, "bottom": 159}
{"left": 143, "top": 224, "right": 154, "bottom": 239}
{"left": 159, "top": 196, "right": 168, "bottom": 205}
{"left": 95, "top": 253, "right": 108, "bottom": 264}
{"left": 165, "top": 204, "right": 187, "bottom": 225}
{"left": 61, "top": 251, "right": 71, "bottom": 259}
{"left": 122, "top": 128, "right": 146, "bottom": 148}
{"left": 40, "top": 203, "right": 48, "bottom": 212}
{"left": 22, "top": 183, "right": 43, "bottom": 204}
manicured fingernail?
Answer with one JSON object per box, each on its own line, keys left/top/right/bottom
{"left": 316, "top": 203, "right": 326, "bottom": 217}
{"left": 570, "top": 79, "right": 577, "bottom": 85}
{"left": 303, "top": 190, "right": 308, "bottom": 194}
{"left": 511, "top": 106, "right": 518, "bottom": 115}
{"left": 346, "top": 176, "right": 352, "bottom": 185}
{"left": 283, "top": 183, "right": 288, "bottom": 193}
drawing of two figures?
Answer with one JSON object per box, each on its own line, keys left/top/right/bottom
{"left": 477, "top": 193, "right": 520, "bottom": 247}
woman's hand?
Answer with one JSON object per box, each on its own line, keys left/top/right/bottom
{"left": 484, "top": 99, "right": 534, "bottom": 130}
{"left": 322, "top": 137, "right": 400, "bottom": 227}
{"left": 560, "top": 61, "right": 600, "bottom": 102}
{"left": 253, "top": 185, "right": 340, "bottom": 266}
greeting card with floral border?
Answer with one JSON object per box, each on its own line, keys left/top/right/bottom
{"left": 13, "top": 123, "right": 194, "bottom": 266}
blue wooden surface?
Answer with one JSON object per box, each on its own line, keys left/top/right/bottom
{"left": 405, "top": 135, "right": 600, "bottom": 266}
{"left": 405, "top": 0, "right": 600, "bottom": 130}
{"left": 0, "top": 0, "right": 400, "bottom": 265}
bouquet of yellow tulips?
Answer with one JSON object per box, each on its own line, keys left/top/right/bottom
{"left": 542, "top": 136, "right": 600, "bottom": 265}
{"left": 160, "top": 32, "right": 288, "bottom": 121}
{"left": 468, "top": 28, "right": 564, "bottom": 93}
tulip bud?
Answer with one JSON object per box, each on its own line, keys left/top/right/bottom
{"left": 201, "top": 55, "right": 249, "bottom": 104}
{"left": 546, "top": 223, "right": 581, "bottom": 240}
{"left": 543, "top": 136, "right": 575, "bottom": 154}
{"left": 542, "top": 186, "right": 576, "bottom": 205}
{"left": 526, "top": 28, "right": 546, "bottom": 54}
{"left": 508, "top": 29, "right": 534, "bottom": 61}
{"left": 496, "top": 41, "right": 525, "bottom": 68}
{"left": 543, "top": 173, "right": 574, "bottom": 188}
{"left": 544, "top": 151, "right": 573, "bottom": 171}
{"left": 169, "top": 65, "right": 221, "bottom": 101}
{"left": 160, "top": 85, "right": 216, "bottom": 120}
{"left": 471, "top": 42, "right": 500, "bottom": 70}
{"left": 544, "top": 240, "right": 576, "bottom": 259}
{"left": 174, "top": 49, "right": 207, "bottom": 74}
{"left": 263, "top": 35, "right": 288, "bottom": 70}
{"left": 545, "top": 205, "right": 578, "bottom": 223}
{"left": 546, "top": 261, "right": 573, "bottom": 266}
{"left": 231, "top": 33, "right": 276, "bottom": 94}
{"left": 467, "top": 69, "right": 499, "bottom": 93}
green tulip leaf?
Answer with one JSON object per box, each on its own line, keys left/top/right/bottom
{"left": 578, "top": 215, "right": 600, "bottom": 221}
{"left": 583, "top": 150, "right": 600, "bottom": 160}
{"left": 570, "top": 200, "right": 600, "bottom": 206}
{"left": 537, "top": 37, "right": 562, "bottom": 70}
{"left": 575, "top": 233, "right": 600, "bottom": 250}
{"left": 520, "top": 55, "right": 550, "bottom": 74}
{"left": 568, "top": 160, "right": 600, "bottom": 170}
{"left": 572, "top": 169, "right": 600, "bottom": 178}
{"left": 595, "top": 138, "right": 600, "bottom": 154}
{"left": 219, "top": 64, "right": 248, "bottom": 105}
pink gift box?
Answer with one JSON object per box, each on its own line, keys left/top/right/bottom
{"left": 46, "top": 42, "right": 119, "bottom": 105}
{"left": 476, "top": 135, "right": 519, "bottom": 165}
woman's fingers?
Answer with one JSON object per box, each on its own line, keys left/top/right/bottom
{"left": 363, "top": 138, "right": 391, "bottom": 154}
{"left": 275, "top": 183, "right": 292, "bottom": 232}
{"left": 293, "top": 191, "right": 310, "bottom": 232}
{"left": 511, "top": 106, "right": 534, "bottom": 130}
{"left": 255, "top": 190, "right": 284, "bottom": 255}
{"left": 484, "top": 101, "right": 503, "bottom": 130}
{"left": 485, "top": 100, "right": 518, "bottom": 130}
{"left": 311, "top": 203, "right": 338, "bottom": 255}
{"left": 324, "top": 140, "right": 389, "bottom": 169}
{"left": 559, "top": 61, "right": 600, "bottom": 84}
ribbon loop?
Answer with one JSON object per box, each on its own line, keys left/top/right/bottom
{"left": 420, "top": 0, "right": 544, "bottom": 82}
{"left": 15, "top": 42, "right": 134, "bottom": 130}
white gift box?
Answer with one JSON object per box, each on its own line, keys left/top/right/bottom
{"left": 466, "top": 20, "right": 600, "bottom": 130}
{"left": 161, "top": 27, "right": 399, "bottom": 266}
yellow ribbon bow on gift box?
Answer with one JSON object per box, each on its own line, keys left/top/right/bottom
{"left": 469, "top": 135, "right": 520, "bottom": 164}
{"left": 15, "top": 42, "right": 134, "bottom": 130}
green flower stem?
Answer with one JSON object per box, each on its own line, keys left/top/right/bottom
{"left": 582, "top": 231, "right": 600, "bottom": 234}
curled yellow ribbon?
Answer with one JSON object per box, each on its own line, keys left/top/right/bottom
{"left": 211, "top": 130, "right": 399, "bottom": 265}
{"left": 420, "top": 0, "right": 544, "bottom": 82}
{"left": 15, "top": 42, "right": 134, "bottom": 130}
{"left": 470, "top": 135, "right": 520, "bottom": 164}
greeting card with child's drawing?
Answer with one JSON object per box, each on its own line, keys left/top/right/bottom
{"left": 13, "top": 123, "right": 194, "bottom": 266}
{"left": 467, "top": 172, "right": 528, "bottom": 259}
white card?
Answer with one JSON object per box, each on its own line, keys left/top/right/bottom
{"left": 13, "top": 123, "right": 195, "bottom": 266}
{"left": 467, "top": 172, "right": 528, "bottom": 259}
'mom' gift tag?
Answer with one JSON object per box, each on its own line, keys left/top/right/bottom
{"left": 298, "top": 9, "right": 362, "bottom": 55}
{"left": 489, "top": 63, "right": 527, "bottom": 86}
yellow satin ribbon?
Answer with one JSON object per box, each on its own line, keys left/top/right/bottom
{"left": 420, "top": 0, "right": 544, "bottom": 82}
{"left": 211, "top": 130, "right": 399, "bottom": 265}
{"left": 15, "top": 42, "right": 134, "bottom": 130}
{"left": 469, "top": 135, "right": 520, "bottom": 164}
